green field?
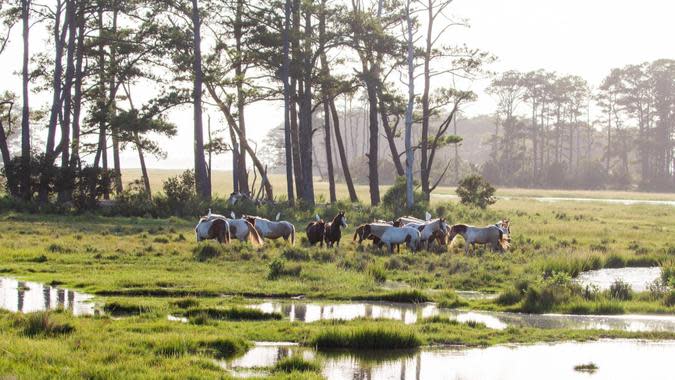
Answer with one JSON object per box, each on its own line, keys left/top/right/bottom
{"left": 1, "top": 187, "right": 674, "bottom": 378}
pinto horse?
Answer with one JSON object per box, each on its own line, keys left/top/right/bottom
{"left": 202, "top": 210, "right": 264, "bottom": 246}
{"left": 401, "top": 218, "right": 448, "bottom": 250}
{"left": 364, "top": 224, "right": 421, "bottom": 253}
{"left": 244, "top": 214, "right": 296, "bottom": 245}
{"left": 448, "top": 224, "right": 509, "bottom": 255}
{"left": 324, "top": 211, "right": 348, "bottom": 248}
{"left": 195, "top": 217, "right": 231, "bottom": 244}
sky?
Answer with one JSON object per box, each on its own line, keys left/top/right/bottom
{"left": 1, "top": 0, "right": 673, "bottom": 169}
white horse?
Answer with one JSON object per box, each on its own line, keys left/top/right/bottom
{"left": 195, "top": 217, "right": 231, "bottom": 244}
{"left": 203, "top": 210, "right": 264, "bottom": 246}
{"left": 448, "top": 224, "right": 509, "bottom": 255}
{"left": 365, "top": 224, "right": 421, "bottom": 253}
{"left": 401, "top": 218, "right": 449, "bottom": 250}
{"left": 243, "top": 214, "right": 295, "bottom": 245}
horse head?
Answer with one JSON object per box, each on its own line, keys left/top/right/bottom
{"left": 243, "top": 215, "right": 256, "bottom": 226}
{"left": 448, "top": 224, "right": 467, "bottom": 242}
{"left": 335, "top": 211, "right": 348, "bottom": 229}
{"left": 438, "top": 217, "right": 448, "bottom": 234}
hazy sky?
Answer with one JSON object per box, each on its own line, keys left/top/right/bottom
{"left": 1, "top": 0, "right": 673, "bottom": 169}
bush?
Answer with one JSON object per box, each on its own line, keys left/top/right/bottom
{"left": 608, "top": 279, "right": 632, "bottom": 300}
{"left": 382, "top": 176, "right": 427, "bottom": 216}
{"left": 456, "top": 175, "right": 496, "bottom": 209}
{"left": 664, "top": 290, "right": 675, "bottom": 307}
{"left": 267, "top": 259, "right": 302, "bottom": 280}
{"left": 193, "top": 242, "right": 224, "bottom": 262}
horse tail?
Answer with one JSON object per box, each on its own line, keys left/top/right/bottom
{"left": 224, "top": 220, "right": 231, "bottom": 244}
{"left": 353, "top": 225, "right": 362, "bottom": 242}
{"left": 290, "top": 224, "right": 296, "bottom": 246}
{"left": 245, "top": 220, "right": 264, "bottom": 246}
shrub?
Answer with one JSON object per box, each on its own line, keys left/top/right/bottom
{"left": 368, "top": 265, "right": 387, "bottom": 283}
{"left": 312, "top": 327, "right": 421, "bottom": 350}
{"left": 282, "top": 246, "right": 310, "bottom": 261}
{"left": 496, "top": 288, "right": 522, "bottom": 306}
{"left": 267, "top": 259, "right": 302, "bottom": 280}
{"left": 608, "top": 279, "right": 632, "bottom": 300}
{"left": 17, "top": 312, "right": 74, "bottom": 337}
{"left": 193, "top": 242, "right": 223, "bottom": 262}
{"left": 456, "top": 175, "right": 496, "bottom": 209}
{"left": 664, "top": 290, "right": 675, "bottom": 307}
{"left": 382, "top": 176, "right": 427, "bottom": 216}
{"left": 273, "top": 356, "right": 321, "bottom": 373}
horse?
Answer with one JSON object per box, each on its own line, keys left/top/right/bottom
{"left": 202, "top": 210, "right": 264, "bottom": 246}
{"left": 402, "top": 218, "right": 448, "bottom": 250}
{"left": 366, "top": 224, "right": 421, "bottom": 253}
{"left": 448, "top": 224, "right": 509, "bottom": 255}
{"left": 243, "top": 214, "right": 296, "bottom": 245}
{"left": 494, "top": 219, "right": 511, "bottom": 238}
{"left": 353, "top": 222, "right": 395, "bottom": 249}
{"left": 195, "top": 217, "right": 231, "bottom": 244}
{"left": 306, "top": 215, "right": 326, "bottom": 246}
{"left": 324, "top": 211, "right": 348, "bottom": 248}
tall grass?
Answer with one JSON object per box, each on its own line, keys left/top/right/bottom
{"left": 273, "top": 356, "right": 321, "bottom": 373}
{"left": 17, "top": 312, "right": 74, "bottom": 337}
{"left": 356, "top": 290, "right": 431, "bottom": 303}
{"left": 104, "top": 301, "right": 153, "bottom": 316}
{"left": 312, "top": 327, "right": 421, "bottom": 350}
{"left": 183, "top": 307, "right": 282, "bottom": 321}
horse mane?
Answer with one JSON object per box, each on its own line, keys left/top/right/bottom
{"left": 244, "top": 220, "right": 264, "bottom": 246}
{"left": 353, "top": 225, "right": 365, "bottom": 241}
{"left": 450, "top": 224, "right": 468, "bottom": 234}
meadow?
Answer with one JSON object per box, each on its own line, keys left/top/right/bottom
{"left": 1, "top": 186, "right": 674, "bottom": 378}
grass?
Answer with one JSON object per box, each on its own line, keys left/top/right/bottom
{"left": 103, "top": 301, "right": 153, "bottom": 316}
{"left": 273, "top": 356, "right": 321, "bottom": 373}
{"left": 16, "top": 312, "right": 74, "bottom": 337}
{"left": 0, "top": 189, "right": 674, "bottom": 376}
{"left": 312, "top": 326, "right": 422, "bottom": 350}
{"left": 183, "top": 307, "right": 283, "bottom": 321}
{"left": 574, "top": 362, "right": 598, "bottom": 373}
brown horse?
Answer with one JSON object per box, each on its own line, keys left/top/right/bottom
{"left": 195, "top": 217, "right": 231, "bottom": 244}
{"left": 354, "top": 220, "right": 403, "bottom": 249}
{"left": 306, "top": 218, "right": 326, "bottom": 246}
{"left": 324, "top": 211, "right": 348, "bottom": 248}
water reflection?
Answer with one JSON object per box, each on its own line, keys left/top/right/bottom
{"left": 250, "top": 301, "right": 675, "bottom": 332}
{"left": 224, "top": 340, "right": 675, "bottom": 380}
{"left": 0, "top": 277, "right": 95, "bottom": 316}
{"left": 575, "top": 267, "right": 661, "bottom": 292}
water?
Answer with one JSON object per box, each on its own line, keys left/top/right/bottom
{"left": 432, "top": 193, "right": 675, "bottom": 207}
{"left": 223, "top": 340, "right": 675, "bottom": 380}
{"left": 0, "top": 277, "right": 96, "bottom": 316}
{"left": 575, "top": 267, "right": 662, "bottom": 292}
{"left": 250, "top": 301, "right": 675, "bottom": 332}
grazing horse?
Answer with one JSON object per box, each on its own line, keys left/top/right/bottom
{"left": 195, "top": 217, "right": 231, "bottom": 244}
{"left": 448, "top": 224, "right": 509, "bottom": 255}
{"left": 244, "top": 214, "right": 296, "bottom": 245}
{"left": 306, "top": 216, "right": 326, "bottom": 246}
{"left": 494, "top": 219, "right": 511, "bottom": 240}
{"left": 402, "top": 218, "right": 448, "bottom": 250}
{"left": 324, "top": 211, "right": 348, "bottom": 248}
{"left": 202, "top": 210, "right": 264, "bottom": 246}
{"left": 366, "top": 224, "right": 421, "bottom": 253}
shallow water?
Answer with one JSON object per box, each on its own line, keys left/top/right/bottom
{"left": 432, "top": 193, "right": 675, "bottom": 207}
{"left": 0, "top": 277, "right": 96, "bottom": 316}
{"left": 575, "top": 267, "right": 661, "bottom": 292}
{"left": 250, "top": 301, "right": 675, "bottom": 332}
{"left": 223, "top": 340, "right": 675, "bottom": 380}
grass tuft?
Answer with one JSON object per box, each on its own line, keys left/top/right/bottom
{"left": 312, "top": 326, "right": 421, "bottom": 350}
{"left": 17, "top": 312, "right": 74, "bottom": 337}
{"left": 183, "top": 307, "right": 282, "bottom": 321}
{"left": 273, "top": 356, "right": 321, "bottom": 373}
{"left": 103, "top": 301, "right": 152, "bottom": 316}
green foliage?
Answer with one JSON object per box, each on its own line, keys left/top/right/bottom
{"left": 171, "top": 298, "right": 200, "bottom": 309}
{"left": 268, "top": 259, "right": 302, "bottom": 280}
{"left": 183, "top": 307, "right": 282, "bottom": 321}
{"left": 368, "top": 264, "right": 387, "bottom": 283}
{"left": 608, "top": 280, "right": 632, "bottom": 301}
{"left": 456, "top": 175, "right": 496, "bottom": 209}
{"left": 193, "top": 242, "right": 224, "bottom": 262}
{"left": 312, "top": 327, "right": 421, "bottom": 350}
{"left": 382, "top": 177, "right": 427, "bottom": 216}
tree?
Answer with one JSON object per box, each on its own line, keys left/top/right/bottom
{"left": 403, "top": 0, "right": 415, "bottom": 209}
{"left": 20, "top": 0, "right": 30, "bottom": 200}
{"left": 191, "top": 0, "right": 210, "bottom": 199}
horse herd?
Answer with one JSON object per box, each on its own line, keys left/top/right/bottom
{"left": 195, "top": 209, "right": 511, "bottom": 255}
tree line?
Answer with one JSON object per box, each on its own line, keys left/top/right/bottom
{"left": 0, "top": 0, "right": 672, "bottom": 214}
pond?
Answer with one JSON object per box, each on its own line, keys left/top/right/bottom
{"left": 575, "top": 267, "right": 662, "bottom": 292}
{"left": 432, "top": 193, "right": 675, "bottom": 207}
{"left": 222, "top": 340, "right": 675, "bottom": 380}
{"left": 249, "top": 301, "right": 675, "bottom": 332}
{"left": 0, "top": 277, "right": 96, "bottom": 316}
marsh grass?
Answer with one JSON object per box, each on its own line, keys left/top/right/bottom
{"left": 312, "top": 326, "right": 421, "bottom": 350}
{"left": 574, "top": 362, "right": 598, "bottom": 373}
{"left": 356, "top": 290, "right": 431, "bottom": 303}
{"left": 193, "top": 242, "right": 223, "bottom": 261}
{"left": 103, "top": 301, "right": 153, "bottom": 316}
{"left": 183, "top": 307, "right": 282, "bottom": 321}
{"left": 171, "top": 297, "right": 200, "bottom": 309}
{"left": 273, "top": 356, "right": 321, "bottom": 373}
{"left": 16, "top": 312, "right": 74, "bottom": 337}
{"left": 153, "top": 336, "right": 248, "bottom": 359}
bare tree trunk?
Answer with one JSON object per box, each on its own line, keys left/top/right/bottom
{"left": 234, "top": 0, "right": 249, "bottom": 195}
{"left": 290, "top": 0, "right": 303, "bottom": 198}
{"left": 45, "top": 0, "right": 66, "bottom": 164}
{"left": 404, "top": 0, "right": 414, "bottom": 209}
{"left": 297, "top": 4, "right": 315, "bottom": 206}
{"left": 109, "top": 3, "right": 122, "bottom": 194}
{"left": 378, "top": 93, "right": 404, "bottom": 176}
{"left": 70, "top": 5, "right": 85, "bottom": 170}
{"left": 366, "top": 82, "right": 380, "bottom": 205}
{"left": 134, "top": 132, "right": 151, "bottom": 199}
{"left": 319, "top": 0, "right": 335, "bottom": 203}
{"left": 229, "top": 124, "right": 239, "bottom": 192}
{"left": 329, "top": 100, "right": 358, "bottom": 202}
{"left": 0, "top": 116, "right": 17, "bottom": 195}
{"left": 282, "top": 0, "right": 294, "bottom": 204}
{"left": 57, "top": 1, "right": 77, "bottom": 203}
{"left": 20, "top": 0, "right": 31, "bottom": 200}
{"left": 192, "top": 0, "right": 211, "bottom": 200}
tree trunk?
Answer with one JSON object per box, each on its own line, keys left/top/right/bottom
{"left": 419, "top": 2, "right": 434, "bottom": 200}
{"left": 366, "top": 81, "right": 380, "bottom": 205}
{"left": 134, "top": 132, "right": 151, "bottom": 199}
{"left": 290, "top": 0, "right": 303, "bottom": 198}
{"left": 229, "top": 124, "right": 239, "bottom": 193}
{"left": 378, "top": 92, "right": 404, "bottom": 176}
{"left": 298, "top": 5, "right": 314, "bottom": 205}
{"left": 318, "top": 0, "right": 335, "bottom": 203}
{"left": 70, "top": 5, "right": 85, "bottom": 170}
{"left": 234, "top": 0, "right": 249, "bottom": 195}
{"left": 20, "top": 0, "right": 31, "bottom": 200}
{"left": 329, "top": 100, "right": 358, "bottom": 202}
{"left": 58, "top": 1, "right": 77, "bottom": 202}
{"left": 109, "top": 3, "right": 122, "bottom": 194}
{"left": 0, "top": 117, "right": 17, "bottom": 195}
{"left": 404, "top": 0, "right": 414, "bottom": 209}
{"left": 282, "top": 0, "right": 294, "bottom": 204}
{"left": 45, "top": 0, "right": 66, "bottom": 164}
{"left": 191, "top": 0, "right": 211, "bottom": 200}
